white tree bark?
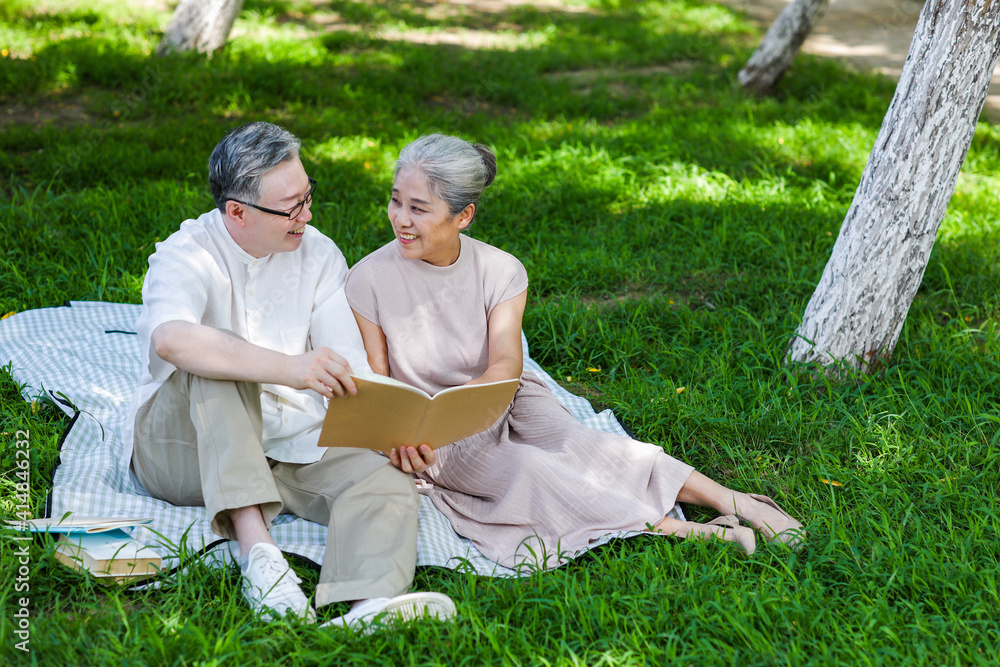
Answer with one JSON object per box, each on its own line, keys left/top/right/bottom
{"left": 738, "top": 0, "right": 829, "bottom": 95}
{"left": 156, "top": 0, "right": 245, "bottom": 56}
{"left": 787, "top": 0, "right": 1000, "bottom": 372}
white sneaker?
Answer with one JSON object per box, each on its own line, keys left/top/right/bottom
{"left": 241, "top": 543, "right": 316, "bottom": 622}
{"left": 321, "top": 592, "right": 456, "bottom": 632}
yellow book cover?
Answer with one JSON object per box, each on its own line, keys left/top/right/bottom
{"left": 319, "top": 374, "right": 519, "bottom": 451}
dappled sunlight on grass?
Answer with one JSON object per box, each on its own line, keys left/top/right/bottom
{"left": 3, "top": 0, "right": 1000, "bottom": 664}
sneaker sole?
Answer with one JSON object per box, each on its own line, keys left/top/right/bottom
{"left": 376, "top": 592, "right": 457, "bottom": 623}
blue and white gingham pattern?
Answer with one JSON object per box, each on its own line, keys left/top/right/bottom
{"left": 0, "top": 302, "right": 682, "bottom": 577}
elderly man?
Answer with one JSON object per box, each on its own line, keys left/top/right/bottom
{"left": 123, "top": 121, "right": 453, "bottom": 627}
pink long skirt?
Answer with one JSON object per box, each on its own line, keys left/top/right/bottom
{"left": 418, "top": 372, "right": 694, "bottom": 569}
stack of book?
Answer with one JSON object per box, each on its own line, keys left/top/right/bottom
{"left": 15, "top": 516, "right": 161, "bottom": 586}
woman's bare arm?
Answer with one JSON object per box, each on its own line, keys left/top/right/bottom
{"left": 465, "top": 290, "right": 527, "bottom": 386}
{"left": 351, "top": 309, "right": 390, "bottom": 376}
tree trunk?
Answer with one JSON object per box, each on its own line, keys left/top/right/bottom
{"left": 787, "top": 0, "right": 1000, "bottom": 372}
{"left": 738, "top": 0, "right": 829, "bottom": 95}
{"left": 156, "top": 0, "right": 245, "bottom": 56}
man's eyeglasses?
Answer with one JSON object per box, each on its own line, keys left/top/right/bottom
{"left": 230, "top": 178, "right": 317, "bottom": 220}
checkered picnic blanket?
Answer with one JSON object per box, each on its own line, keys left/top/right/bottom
{"left": 0, "top": 302, "right": 682, "bottom": 577}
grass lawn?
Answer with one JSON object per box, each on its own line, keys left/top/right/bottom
{"left": 2, "top": 0, "right": 999, "bottom": 664}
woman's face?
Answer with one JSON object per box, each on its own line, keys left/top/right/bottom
{"left": 388, "top": 167, "right": 473, "bottom": 267}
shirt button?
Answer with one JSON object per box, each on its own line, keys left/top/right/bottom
{"left": 284, "top": 417, "right": 289, "bottom": 423}
{"left": 248, "top": 290, "right": 255, "bottom": 296}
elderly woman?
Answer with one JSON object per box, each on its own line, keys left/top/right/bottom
{"left": 345, "top": 134, "right": 803, "bottom": 568}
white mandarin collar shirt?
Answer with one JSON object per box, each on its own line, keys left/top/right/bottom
{"left": 123, "top": 209, "right": 371, "bottom": 468}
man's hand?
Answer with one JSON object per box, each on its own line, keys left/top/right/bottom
{"left": 285, "top": 347, "right": 357, "bottom": 398}
{"left": 388, "top": 444, "right": 436, "bottom": 474}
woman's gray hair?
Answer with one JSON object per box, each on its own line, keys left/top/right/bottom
{"left": 209, "top": 122, "right": 301, "bottom": 213}
{"left": 395, "top": 134, "right": 497, "bottom": 220}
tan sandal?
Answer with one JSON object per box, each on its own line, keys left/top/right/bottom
{"left": 741, "top": 494, "right": 806, "bottom": 549}
{"left": 707, "top": 515, "right": 757, "bottom": 555}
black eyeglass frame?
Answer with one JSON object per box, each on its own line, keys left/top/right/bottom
{"left": 229, "top": 178, "right": 317, "bottom": 219}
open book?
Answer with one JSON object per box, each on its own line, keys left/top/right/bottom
{"left": 318, "top": 373, "right": 519, "bottom": 451}
{"left": 12, "top": 516, "right": 154, "bottom": 534}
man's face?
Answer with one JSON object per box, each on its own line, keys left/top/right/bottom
{"left": 230, "top": 158, "right": 314, "bottom": 258}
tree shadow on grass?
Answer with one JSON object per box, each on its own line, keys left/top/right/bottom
{"left": 4, "top": 0, "right": 996, "bottom": 316}
{"left": 4, "top": 41, "right": 883, "bottom": 203}
{"left": 4, "top": 0, "right": 892, "bottom": 177}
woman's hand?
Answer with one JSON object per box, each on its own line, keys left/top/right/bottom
{"left": 388, "top": 444, "right": 436, "bottom": 474}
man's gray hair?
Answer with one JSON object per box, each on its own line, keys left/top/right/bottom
{"left": 209, "top": 122, "right": 301, "bottom": 213}
{"left": 395, "top": 134, "right": 497, "bottom": 220}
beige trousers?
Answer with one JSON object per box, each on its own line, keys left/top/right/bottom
{"left": 131, "top": 369, "right": 418, "bottom": 606}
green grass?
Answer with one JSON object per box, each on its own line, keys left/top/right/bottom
{"left": 2, "top": 0, "right": 1000, "bottom": 664}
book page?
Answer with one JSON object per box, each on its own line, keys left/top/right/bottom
{"left": 12, "top": 516, "right": 153, "bottom": 534}
{"left": 351, "top": 370, "right": 431, "bottom": 397}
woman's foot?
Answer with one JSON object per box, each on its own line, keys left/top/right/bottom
{"left": 651, "top": 515, "right": 756, "bottom": 554}
{"left": 733, "top": 493, "right": 806, "bottom": 548}
{"left": 705, "top": 515, "right": 757, "bottom": 554}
